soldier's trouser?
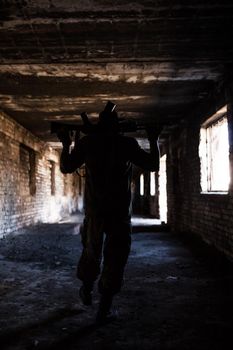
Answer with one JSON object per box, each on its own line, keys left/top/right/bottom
{"left": 77, "top": 215, "right": 131, "bottom": 295}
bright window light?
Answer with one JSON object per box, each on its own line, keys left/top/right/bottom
{"left": 150, "top": 172, "right": 156, "bottom": 196}
{"left": 199, "top": 107, "right": 230, "bottom": 192}
{"left": 140, "top": 174, "right": 144, "bottom": 196}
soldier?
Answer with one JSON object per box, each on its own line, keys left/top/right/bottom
{"left": 59, "top": 103, "right": 160, "bottom": 323}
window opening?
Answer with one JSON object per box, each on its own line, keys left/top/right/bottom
{"left": 20, "top": 144, "right": 36, "bottom": 196}
{"left": 78, "top": 173, "right": 82, "bottom": 196}
{"left": 150, "top": 172, "right": 156, "bottom": 196}
{"left": 63, "top": 174, "right": 68, "bottom": 196}
{"left": 49, "top": 161, "right": 56, "bottom": 196}
{"left": 159, "top": 154, "right": 167, "bottom": 223}
{"left": 199, "top": 106, "right": 230, "bottom": 192}
{"left": 140, "top": 174, "right": 144, "bottom": 196}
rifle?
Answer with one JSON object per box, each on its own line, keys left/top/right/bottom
{"left": 50, "top": 101, "right": 162, "bottom": 136}
{"left": 51, "top": 100, "right": 117, "bottom": 135}
{"left": 50, "top": 117, "right": 159, "bottom": 135}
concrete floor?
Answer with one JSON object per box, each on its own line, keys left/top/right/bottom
{"left": 0, "top": 215, "right": 233, "bottom": 350}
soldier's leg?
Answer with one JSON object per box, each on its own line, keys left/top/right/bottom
{"left": 99, "top": 220, "right": 131, "bottom": 294}
{"left": 97, "top": 219, "right": 131, "bottom": 320}
{"left": 77, "top": 215, "right": 104, "bottom": 304}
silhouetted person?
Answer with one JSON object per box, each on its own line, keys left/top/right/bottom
{"left": 59, "top": 105, "right": 160, "bottom": 323}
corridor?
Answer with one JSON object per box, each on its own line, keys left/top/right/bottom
{"left": 0, "top": 217, "right": 232, "bottom": 350}
{"left": 1, "top": 1, "right": 233, "bottom": 349}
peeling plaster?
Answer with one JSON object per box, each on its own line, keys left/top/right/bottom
{"left": 0, "top": 1, "right": 230, "bottom": 140}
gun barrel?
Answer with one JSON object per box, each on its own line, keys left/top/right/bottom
{"left": 103, "top": 101, "right": 116, "bottom": 113}
{"left": 80, "top": 112, "right": 92, "bottom": 126}
{"left": 51, "top": 121, "right": 84, "bottom": 134}
{"left": 51, "top": 120, "right": 161, "bottom": 135}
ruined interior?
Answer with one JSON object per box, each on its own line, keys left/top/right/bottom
{"left": 0, "top": 1, "right": 233, "bottom": 349}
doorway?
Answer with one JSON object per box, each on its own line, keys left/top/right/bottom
{"left": 159, "top": 154, "right": 167, "bottom": 223}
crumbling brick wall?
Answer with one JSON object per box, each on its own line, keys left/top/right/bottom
{"left": 166, "top": 106, "right": 233, "bottom": 260}
{"left": 0, "top": 111, "right": 81, "bottom": 236}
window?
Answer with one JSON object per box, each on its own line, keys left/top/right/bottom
{"left": 63, "top": 174, "right": 68, "bottom": 196}
{"left": 49, "top": 161, "right": 56, "bottom": 195}
{"left": 199, "top": 105, "right": 230, "bottom": 192}
{"left": 140, "top": 174, "right": 144, "bottom": 196}
{"left": 150, "top": 172, "right": 156, "bottom": 196}
{"left": 20, "top": 144, "right": 36, "bottom": 196}
{"left": 159, "top": 154, "right": 167, "bottom": 223}
{"left": 78, "top": 173, "right": 82, "bottom": 196}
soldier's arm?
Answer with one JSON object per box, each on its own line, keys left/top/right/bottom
{"left": 59, "top": 131, "right": 85, "bottom": 174}
{"left": 129, "top": 129, "right": 161, "bottom": 171}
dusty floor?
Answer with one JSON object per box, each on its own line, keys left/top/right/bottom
{"left": 0, "top": 215, "right": 233, "bottom": 350}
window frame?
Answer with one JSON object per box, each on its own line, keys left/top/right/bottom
{"left": 199, "top": 105, "right": 230, "bottom": 194}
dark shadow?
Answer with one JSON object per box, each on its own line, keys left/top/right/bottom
{"left": 174, "top": 230, "right": 233, "bottom": 275}
{"left": 0, "top": 307, "right": 84, "bottom": 349}
{"left": 37, "top": 323, "right": 102, "bottom": 350}
{"left": 0, "top": 310, "right": 118, "bottom": 350}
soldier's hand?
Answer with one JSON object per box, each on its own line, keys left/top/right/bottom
{"left": 146, "top": 125, "right": 163, "bottom": 141}
{"left": 74, "top": 130, "right": 81, "bottom": 147}
{"left": 57, "top": 129, "right": 72, "bottom": 146}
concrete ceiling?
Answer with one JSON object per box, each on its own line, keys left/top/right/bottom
{"left": 0, "top": 0, "right": 233, "bottom": 141}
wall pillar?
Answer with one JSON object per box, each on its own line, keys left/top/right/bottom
{"left": 226, "top": 86, "right": 233, "bottom": 193}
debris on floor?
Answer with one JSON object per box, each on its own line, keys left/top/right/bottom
{"left": 0, "top": 217, "right": 233, "bottom": 349}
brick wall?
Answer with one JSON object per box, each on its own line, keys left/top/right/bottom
{"left": 0, "top": 111, "right": 81, "bottom": 236}
{"left": 166, "top": 105, "right": 233, "bottom": 260}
